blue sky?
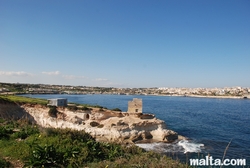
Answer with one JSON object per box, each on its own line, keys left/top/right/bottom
{"left": 0, "top": 0, "right": 249, "bottom": 88}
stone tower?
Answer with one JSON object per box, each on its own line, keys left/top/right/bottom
{"left": 127, "top": 98, "right": 142, "bottom": 113}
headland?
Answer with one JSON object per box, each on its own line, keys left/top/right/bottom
{"left": 0, "top": 96, "right": 179, "bottom": 144}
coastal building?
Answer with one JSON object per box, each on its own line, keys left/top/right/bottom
{"left": 127, "top": 98, "right": 142, "bottom": 113}
{"left": 47, "top": 98, "right": 67, "bottom": 107}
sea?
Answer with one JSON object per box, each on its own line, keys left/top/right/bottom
{"left": 22, "top": 94, "right": 250, "bottom": 166}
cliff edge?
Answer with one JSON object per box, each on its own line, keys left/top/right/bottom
{"left": 0, "top": 97, "right": 178, "bottom": 144}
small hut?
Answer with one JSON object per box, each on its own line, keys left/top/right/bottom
{"left": 47, "top": 98, "right": 67, "bottom": 107}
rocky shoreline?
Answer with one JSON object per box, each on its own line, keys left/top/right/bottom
{"left": 0, "top": 101, "right": 180, "bottom": 144}
{"left": 26, "top": 104, "right": 179, "bottom": 144}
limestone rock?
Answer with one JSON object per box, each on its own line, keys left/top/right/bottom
{"left": 162, "top": 130, "right": 178, "bottom": 142}
{"left": 141, "top": 131, "right": 153, "bottom": 139}
{"left": 0, "top": 103, "right": 178, "bottom": 144}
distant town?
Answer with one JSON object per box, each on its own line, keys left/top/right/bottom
{"left": 0, "top": 82, "right": 250, "bottom": 99}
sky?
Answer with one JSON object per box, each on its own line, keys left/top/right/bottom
{"left": 0, "top": 0, "right": 249, "bottom": 88}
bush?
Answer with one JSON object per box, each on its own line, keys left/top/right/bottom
{"left": 48, "top": 106, "right": 58, "bottom": 117}
{"left": 25, "top": 143, "right": 60, "bottom": 167}
{"left": 0, "top": 126, "right": 13, "bottom": 139}
{"left": 0, "top": 158, "right": 11, "bottom": 168}
{"left": 12, "top": 125, "right": 39, "bottom": 139}
{"left": 41, "top": 128, "right": 94, "bottom": 142}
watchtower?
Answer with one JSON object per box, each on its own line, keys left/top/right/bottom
{"left": 127, "top": 98, "right": 142, "bottom": 113}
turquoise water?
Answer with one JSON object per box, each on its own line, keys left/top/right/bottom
{"left": 23, "top": 94, "right": 250, "bottom": 166}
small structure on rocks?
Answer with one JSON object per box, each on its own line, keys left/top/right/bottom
{"left": 47, "top": 98, "right": 67, "bottom": 107}
{"left": 0, "top": 97, "right": 179, "bottom": 144}
{"left": 127, "top": 98, "right": 142, "bottom": 113}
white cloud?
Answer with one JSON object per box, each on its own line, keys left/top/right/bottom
{"left": 0, "top": 71, "right": 33, "bottom": 77}
{"left": 62, "top": 75, "right": 85, "bottom": 80}
{"left": 95, "top": 78, "right": 108, "bottom": 81}
{"left": 42, "top": 71, "right": 60, "bottom": 75}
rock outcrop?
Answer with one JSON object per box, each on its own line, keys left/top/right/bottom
{"left": 0, "top": 102, "right": 178, "bottom": 144}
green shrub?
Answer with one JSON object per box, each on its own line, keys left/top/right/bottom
{"left": 122, "top": 145, "right": 145, "bottom": 155}
{"left": 41, "top": 128, "right": 94, "bottom": 142}
{"left": 0, "top": 118, "right": 5, "bottom": 123}
{"left": 12, "top": 125, "right": 39, "bottom": 139}
{"left": 0, "top": 126, "right": 13, "bottom": 139}
{"left": 25, "top": 143, "right": 60, "bottom": 167}
{"left": 0, "top": 158, "right": 11, "bottom": 168}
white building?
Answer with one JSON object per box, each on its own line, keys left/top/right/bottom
{"left": 47, "top": 98, "right": 67, "bottom": 107}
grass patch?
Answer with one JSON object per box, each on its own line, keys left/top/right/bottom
{"left": 0, "top": 95, "right": 47, "bottom": 105}
{"left": 0, "top": 95, "right": 119, "bottom": 112}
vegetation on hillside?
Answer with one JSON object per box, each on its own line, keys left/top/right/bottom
{"left": 0, "top": 95, "right": 47, "bottom": 105}
{"left": 0, "top": 117, "right": 188, "bottom": 168}
{"left": 0, "top": 95, "right": 116, "bottom": 111}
